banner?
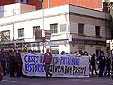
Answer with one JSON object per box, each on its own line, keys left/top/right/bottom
{"left": 21, "top": 53, "right": 89, "bottom": 78}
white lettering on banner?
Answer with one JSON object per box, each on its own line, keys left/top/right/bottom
{"left": 21, "top": 53, "right": 89, "bottom": 78}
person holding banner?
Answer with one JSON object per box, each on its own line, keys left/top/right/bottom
{"left": 43, "top": 48, "right": 53, "bottom": 79}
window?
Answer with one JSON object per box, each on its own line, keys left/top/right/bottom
{"left": 15, "top": 0, "right": 29, "bottom": 4}
{"left": 18, "top": 28, "right": 24, "bottom": 38}
{"left": 33, "top": 26, "right": 42, "bottom": 40}
{"left": 50, "top": 23, "right": 58, "bottom": 33}
{"left": 0, "top": 30, "right": 10, "bottom": 42}
{"left": 95, "top": 26, "right": 100, "bottom": 37}
{"left": 78, "top": 23, "right": 84, "bottom": 35}
{"left": 60, "top": 24, "right": 67, "bottom": 32}
{"left": 33, "top": 26, "right": 40, "bottom": 36}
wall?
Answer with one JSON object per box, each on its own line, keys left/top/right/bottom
{"left": 85, "top": 45, "right": 95, "bottom": 55}
{"left": 0, "top": 0, "right": 103, "bottom": 11}
{"left": 20, "top": 4, "right": 36, "bottom": 13}
{"left": 0, "top": 6, "right": 4, "bottom": 18}
{"left": 43, "top": 0, "right": 102, "bottom": 10}
{"left": 0, "top": 0, "right": 14, "bottom": 6}
{"left": 28, "top": 0, "right": 42, "bottom": 10}
{"left": 59, "top": 44, "right": 70, "bottom": 53}
{"left": 0, "top": 0, "right": 41, "bottom": 10}
{"left": 0, "top": 3, "right": 36, "bottom": 18}
{"left": 0, "top": 3, "right": 21, "bottom": 17}
{"left": 68, "top": 5, "right": 111, "bottom": 55}
{"left": 69, "top": 14, "right": 108, "bottom": 39}
{"left": 70, "top": 44, "right": 78, "bottom": 53}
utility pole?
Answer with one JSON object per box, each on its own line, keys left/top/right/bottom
{"left": 13, "top": 23, "right": 14, "bottom": 41}
{"left": 39, "top": 0, "right": 45, "bottom": 53}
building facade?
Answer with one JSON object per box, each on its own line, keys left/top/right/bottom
{"left": 102, "top": 0, "right": 113, "bottom": 51}
{"left": 0, "top": 3, "right": 36, "bottom": 18}
{"left": 0, "top": 4, "right": 111, "bottom": 56}
{"left": 43, "top": 0, "right": 102, "bottom": 10}
{"left": 0, "top": 0, "right": 102, "bottom": 10}
{"left": 0, "top": 0, "right": 42, "bottom": 9}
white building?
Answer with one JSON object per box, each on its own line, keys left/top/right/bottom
{"left": 0, "top": 3, "right": 111, "bottom": 56}
{"left": 0, "top": 3, "right": 36, "bottom": 18}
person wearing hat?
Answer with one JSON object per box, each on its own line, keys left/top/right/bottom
{"left": 43, "top": 48, "right": 52, "bottom": 79}
{"left": 97, "top": 51, "right": 106, "bottom": 77}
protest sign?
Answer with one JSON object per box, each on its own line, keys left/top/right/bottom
{"left": 22, "top": 53, "right": 89, "bottom": 78}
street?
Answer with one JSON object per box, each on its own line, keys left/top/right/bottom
{"left": 0, "top": 75, "right": 113, "bottom": 85}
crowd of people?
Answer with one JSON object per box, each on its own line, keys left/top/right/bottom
{"left": 0, "top": 48, "right": 112, "bottom": 78}
{"left": 59, "top": 50, "right": 112, "bottom": 77}
{"left": 90, "top": 52, "right": 111, "bottom": 77}
{"left": 0, "top": 49, "right": 23, "bottom": 77}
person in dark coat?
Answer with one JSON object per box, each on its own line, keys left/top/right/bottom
{"left": 90, "top": 54, "right": 98, "bottom": 75}
{"left": 16, "top": 50, "right": 23, "bottom": 77}
{"left": 0, "top": 49, "right": 6, "bottom": 75}
{"left": 97, "top": 51, "right": 106, "bottom": 77}
{"left": 104, "top": 53, "right": 111, "bottom": 77}
{"left": 43, "top": 48, "right": 53, "bottom": 79}
{"left": 13, "top": 50, "right": 18, "bottom": 76}
{"left": 112, "top": 56, "right": 113, "bottom": 71}
{"left": 9, "top": 50, "right": 15, "bottom": 77}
